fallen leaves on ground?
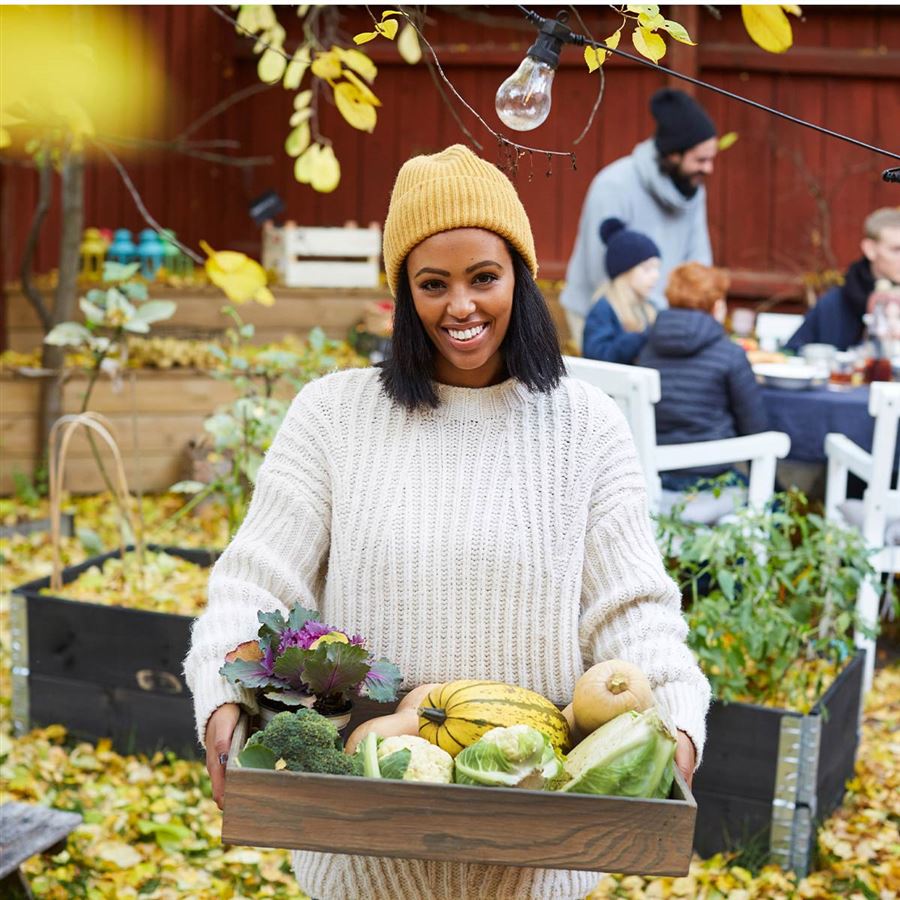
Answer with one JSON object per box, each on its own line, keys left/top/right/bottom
{"left": 1, "top": 493, "right": 898, "bottom": 898}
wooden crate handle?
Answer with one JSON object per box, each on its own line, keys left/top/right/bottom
{"left": 48, "top": 412, "right": 144, "bottom": 591}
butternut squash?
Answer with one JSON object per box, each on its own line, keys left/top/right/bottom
{"left": 573, "top": 660, "right": 654, "bottom": 734}
{"left": 343, "top": 707, "right": 418, "bottom": 755}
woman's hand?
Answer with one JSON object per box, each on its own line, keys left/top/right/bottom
{"left": 205, "top": 703, "right": 240, "bottom": 810}
{"left": 675, "top": 729, "right": 696, "bottom": 789}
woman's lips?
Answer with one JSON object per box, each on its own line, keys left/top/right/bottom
{"left": 443, "top": 322, "right": 490, "bottom": 351}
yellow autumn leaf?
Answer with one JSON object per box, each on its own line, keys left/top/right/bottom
{"left": 638, "top": 10, "right": 665, "bottom": 30}
{"left": 397, "top": 22, "right": 422, "bottom": 64}
{"left": 626, "top": 4, "right": 659, "bottom": 16}
{"left": 718, "top": 131, "right": 739, "bottom": 150}
{"left": 376, "top": 18, "right": 399, "bottom": 40}
{"left": 311, "top": 143, "right": 341, "bottom": 193}
{"left": 334, "top": 82, "right": 378, "bottom": 133}
{"left": 342, "top": 69, "right": 381, "bottom": 106}
{"left": 741, "top": 4, "right": 794, "bottom": 53}
{"left": 294, "top": 143, "right": 318, "bottom": 184}
{"left": 353, "top": 30, "right": 378, "bottom": 45}
{"left": 294, "top": 89, "right": 313, "bottom": 109}
{"left": 311, "top": 49, "right": 342, "bottom": 81}
{"left": 335, "top": 47, "right": 378, "bottom": 83}
{"left": 632, "top": 24, "right": 666, "bottom": 63}
{"left": 285, "top": 122, "right": 311, "bottom": 157}
{"left": 584, "top": 45, "right": 602, "bottom": 73}
{"left": 257, "top": 46, "right": 286, "bottom": 84}
{"left": 200, "top": 241, "right": 274, "bottom": 306}
{"left": 283, "top": 45, "right": 310, "bottom": 90}
{"left": 584, "top": 29, "right": 620, "bottom": 70}
{"left": 659, "top": 18, "right": 697, "bottom": 45}
{"left": 289, "top": 106, "right": 312, "bottom": 127}
{"left": 381, "top": 9, "right": 403, "bottom": 17}
{"left": 782, "top": 4, "right": 802, "bottom": 15}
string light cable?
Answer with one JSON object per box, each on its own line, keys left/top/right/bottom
{"left": 514, "top": 6, "right": 900, "bottom": 177}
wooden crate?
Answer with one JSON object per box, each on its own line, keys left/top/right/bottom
{"left": 692, "top": 652, "right": 864, "bottom": 874}
{"left": 222, "top": 713, "right": 697, "bottom": 876}
{"left": 11, "top": 544, "right": 215, "bottom": 758}
{"left": 263, "top": 223, "right": 381, "bottom": 289}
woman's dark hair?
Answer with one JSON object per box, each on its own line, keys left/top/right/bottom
{"left": 379, "top": 241, "right": 565, "bottom": 411}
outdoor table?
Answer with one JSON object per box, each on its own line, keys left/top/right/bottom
{"left": 760, "top": 384, "right": 896, "bottom": 466}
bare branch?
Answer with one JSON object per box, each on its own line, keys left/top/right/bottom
{"left": 176, "top": 82, "right": 275, "bottom": 142}
{"left": 568, "top": 5, "right": 607, "bottom": 147}
{"left": 20, "top": 158, "right": 53, "bottom": 332}
{"left": 94, "top": 142, "right": 204, "bottom": 264}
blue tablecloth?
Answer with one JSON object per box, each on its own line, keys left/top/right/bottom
{"left": 761, "top": 385, "right": 880, "bottom": 464}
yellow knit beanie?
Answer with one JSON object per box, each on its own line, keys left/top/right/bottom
{"left": 382, "top": 144, "right": 538, "bottom": 297}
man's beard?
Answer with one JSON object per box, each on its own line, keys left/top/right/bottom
{"left": 659, "top": 157, "right": 700, "bottom": 199}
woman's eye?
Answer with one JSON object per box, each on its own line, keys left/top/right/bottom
{"left": 473, "top": 272, "right": 498, "bottom": 285}
{"left": 420, "top": 279, "right": 445, "bottom": 292}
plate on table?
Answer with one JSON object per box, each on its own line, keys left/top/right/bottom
{"left": 753, "top": 362, "right": 822, "bottom": 390}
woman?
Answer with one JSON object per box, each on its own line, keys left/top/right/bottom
{"left": 638, "top": 261, "right": 769, "bottom": 490}
{"left": 582, "top": 217, "right": 661, "bottom": 363}
{"left": 185, "top": 145, "right": 710, "bottom": 900}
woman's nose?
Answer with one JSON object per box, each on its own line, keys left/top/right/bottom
{"left": 445, "top": 285, "right": 477, "bottom": 319}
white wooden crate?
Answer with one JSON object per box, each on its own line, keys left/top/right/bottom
{"left": 263, "top": 222, "right": 382, "bottom": 289}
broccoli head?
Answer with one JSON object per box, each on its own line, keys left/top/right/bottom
{"left": 251, "top": 709, "right": 357, "bottom": 776}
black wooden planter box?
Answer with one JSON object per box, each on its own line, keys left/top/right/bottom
{"left": 692, "top": 651, "right": 864, "bottom": 874}
{"left": 11, "top": 545, "right": 218, "bottom": 759}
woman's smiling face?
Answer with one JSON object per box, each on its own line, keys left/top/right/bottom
{"left": 406, "top": 228, "right": 514, "bottom": 388}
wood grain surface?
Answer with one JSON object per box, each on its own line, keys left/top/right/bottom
{"left": 222, "top": 715, "right": 696, "bottom": 876}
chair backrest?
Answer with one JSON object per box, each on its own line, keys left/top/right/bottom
{"left": 864, "top": 382, "right": 900, "bottom": 546}
{"left": 564, "top": 355, "right": 790, "bottom": 513}
{"left": 755, "top": 312, "right": 804, "bottom": 352}
{"left": 563, "top": 357, "right": 662, "bottom": 499}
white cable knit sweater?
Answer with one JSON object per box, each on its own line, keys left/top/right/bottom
{"left": 184, "top": 366, "right": 710, "bottom": 900}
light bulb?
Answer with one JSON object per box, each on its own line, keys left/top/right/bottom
{"left": 495, "top": 55, "right": 555, "bottom": 131}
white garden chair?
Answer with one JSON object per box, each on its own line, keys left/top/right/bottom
{"left": 755, "top": 312, "right": 805, "bottom": 352}
{"left": 563, "top": 356, "right": 790, "bottom": 521}
{"left": 824, "top": 381, "right": 900, "bottom": 692}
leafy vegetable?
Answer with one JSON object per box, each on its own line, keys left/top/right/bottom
{"left": 454, "top": 725, "right": 563, "bottom": 789}
{"left": 558, "top": 709, "right": 676, "bottom": 798}
{"left": 356, "top": 733, "right": 453, "bottom": 783}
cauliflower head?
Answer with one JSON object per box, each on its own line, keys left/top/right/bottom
{"left": 377, "top": 735, "right": 454, "bottom": 783}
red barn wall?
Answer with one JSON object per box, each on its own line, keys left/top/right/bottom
{"left": 2, "top": 5, "right": 898, "bottom": 310}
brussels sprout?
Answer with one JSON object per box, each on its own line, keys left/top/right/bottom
{"left": 558, "top": 708, "right": 676, "bottom": 798}
{"left": 454, "top": 725, "right": 563, "bottom": 789}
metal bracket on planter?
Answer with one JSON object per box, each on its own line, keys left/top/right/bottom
{"left": 10, "top": 592, "right": 30, "bottom": 737}
{"left": 770, "top": 712, "right": 822, "bottom": 875}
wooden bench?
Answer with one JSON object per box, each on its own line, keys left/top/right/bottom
{"left": 0, "top": 803, "right": 82, "bottom": 899}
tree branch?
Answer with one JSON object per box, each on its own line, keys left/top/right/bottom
{"left": 20, "top": 158, "right": 53, "bottom": 332}
{"left": 176, "top": 81, "right": 275, "bottom": 142}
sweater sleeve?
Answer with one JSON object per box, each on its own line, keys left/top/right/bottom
{"left": 687, "top": 190, "right": 713, "bottom": 265}
{"left": 727, "top": 350, "right": 770, "bottom": 436}
{"left": 560, "top": 175, "right": 630, "bottom": 319}
{"left": 578, "top": 402, "right": 711, "bottom": 764}
{"left": 582, "top": 299, "right": 649, "bottom": 364}
{"left": 784, "top": 304, "right": 822, "bottom": 351}
{"left": 183, "top": 378, "right": 334, "bottom": 746}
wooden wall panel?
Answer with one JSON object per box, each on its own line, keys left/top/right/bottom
{"left": 2, "top": 3, "right": 898, "bottom": 337}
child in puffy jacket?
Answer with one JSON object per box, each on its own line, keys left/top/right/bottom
{"left": 582, "top": 218, "right": 661, "bottom": 363}
{"left": 638, "top": 262, "right": 769, "bottom": 489}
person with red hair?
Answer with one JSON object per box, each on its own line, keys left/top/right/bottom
{"left": 638, "top": 262, "right": 769, "bottom": 491}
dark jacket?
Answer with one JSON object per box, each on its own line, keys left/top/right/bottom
{"left": 582, "top": 297, "right": 650, "bottom": 364}
{"left": 638, "top": 308, "right": 769, "bottom": 476}
{"left": 784, "top": 258, "right": 872, "bottom": 351}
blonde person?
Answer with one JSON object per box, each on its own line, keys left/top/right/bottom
{"left": 582, "top": 217, "right": 661, "bottom": 363}
{"left": 185, "top": 145, "right": 710, "bottom": 900}
{"left": 638, "top": 262, "right": 768, "bottom": 492}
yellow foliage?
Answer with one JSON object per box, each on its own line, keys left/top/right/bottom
{"left": 397, "top": 23, "right": 422, "bottom": 64}
{"left": 0, "top": 6, "right": 165, "bottom": 156}
{"left": 311, "top": 49, "right": 343, "bottom": 81}
{"left": 741, "top": 5, "right": 799, "bottom": 54}
{"left": 718, "top": 131, "right": 740, "bottom": 151}
{"left": 335, "top": 47, "right": 378, "bottom": 83}
{"left": 294, "top": 143, "right": 341, "bottom": 193}
{"left": 632, "top": 25, "right": 667, "bottom": 63}
{"left": 334, "top": 82, "right": 379, "bottom": 133}
{"left": 258, "top": 46, "right": 287, "bottom": 84}
{"left": 200, "top": 241, "right": 275, "bottom": 306}
{"left": 283, "top": 45, "right": 311, "bottom": 90}
{"left": 585, "top": 29, "right": 621, "bottom": 71}
{"left": 354, "top": 8, "right": 403, "bottom": 44}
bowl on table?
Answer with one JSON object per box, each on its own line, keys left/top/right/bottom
{"left": 753, "top": 362, "right": 823, "bottom": 390}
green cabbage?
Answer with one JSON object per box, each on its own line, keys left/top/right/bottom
{"left": 454, "top": 725, "right": 563, "bottom": 789}
{"left": 558, "top": 708, "right": 676, "bottom": 798}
